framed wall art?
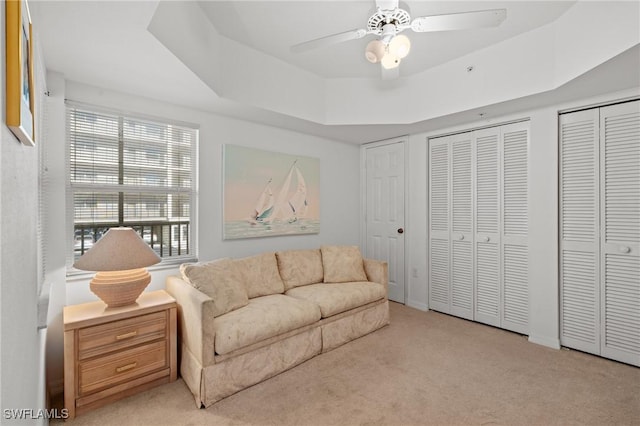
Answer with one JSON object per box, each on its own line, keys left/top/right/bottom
{"left": 5, "top": 0, "right": 35, "bottom": 146}
{"left": 223, "top": 144, "right": 320, "bottom": 239}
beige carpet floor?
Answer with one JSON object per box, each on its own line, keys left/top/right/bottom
{"left": 55, "top": 302, "right": 640, "bottom": 426}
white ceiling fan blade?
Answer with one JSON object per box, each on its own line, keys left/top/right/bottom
{"left": 376, "top": 0, "right": 399, "bottom": 11}
{"left": 291, "top": 29, "right": 367, "bottom": 54}
{"left": 411, "top": 9, "right": 506, "bottom": 33}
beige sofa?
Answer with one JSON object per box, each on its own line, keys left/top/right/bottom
{"left": 166, "top": 245, "right": 389, "bottom": 408}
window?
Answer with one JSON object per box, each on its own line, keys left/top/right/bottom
{"left": 67, "top": 104, "right": 197, "bottom": 266}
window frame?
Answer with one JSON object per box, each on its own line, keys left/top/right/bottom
{"left": 65, "top": 101, "right": 198, "bottom": 274}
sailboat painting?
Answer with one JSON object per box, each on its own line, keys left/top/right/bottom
{"left": 223, "top": 144, "right": 320, "bottom": 239}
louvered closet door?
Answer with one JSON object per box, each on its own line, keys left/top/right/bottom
{"left": 429, "top": 136, "right": 451, "bottom": 313}
{"left": 559, "top": 108, "right": 600, "bottom": 355}
{"left": 450, "top": 133, "right": 474, "bottom": 320}
{"left": 474, "top": 127, "right": 501, "bottom": 327}
{"left": 600, "top": 101, "right": 640, "bottom": 366}
{"left": 501, "top": 122, "right": 530, "bottom": 334}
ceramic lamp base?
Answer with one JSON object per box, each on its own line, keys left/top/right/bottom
{"left": 89, "top": 268, "right": 151, "bottom": 308}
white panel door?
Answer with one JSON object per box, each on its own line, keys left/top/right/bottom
{"left": 365, "top": 141, "right": 406, "bottom": 303}
{"left": 429, "top": 137, "right": 451, "bottom": 313}
{"left": 474, "top": 127, "right": 501, "bottom": 327}
{"left": 599, "top": 101, "right": 640, "bottom": 366}
{"left": 450, "top": 133, "right": 474, "bottom": 320}
{"left": 501, "top": 122, "right": 530, "bottom": 334}
{"left": 559, "top": 108, "right": 600, "bottom": 355}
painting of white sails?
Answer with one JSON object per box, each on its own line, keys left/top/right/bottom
{"left": 223, "top": 144, "right": 320, "bottom": 239}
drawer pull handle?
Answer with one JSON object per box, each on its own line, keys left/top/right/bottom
{"left": 115, "top": 362, "right": 137, "bottom": 373}
{"left": 115, "top": 331, "right": 138, "bottom": 340}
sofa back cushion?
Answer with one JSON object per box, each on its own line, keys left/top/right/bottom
{"left": 233, "top": 252, "right": 285, "bottom": 298}
{"left": 180, "top": 258, "right": 249, "bottom": 316}
{"left": 321, "top": 245, "right": 368, "bottom": 283}
{"left": 276, "top": 249, "right": 324, "bottom": 290}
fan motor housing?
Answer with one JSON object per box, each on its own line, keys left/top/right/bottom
{"left": 367, "top": 8, "right": 411, "bottom": 34}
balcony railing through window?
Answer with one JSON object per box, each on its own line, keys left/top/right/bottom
{"left": 74, "top": 221, "right": 190, "bottom": 261}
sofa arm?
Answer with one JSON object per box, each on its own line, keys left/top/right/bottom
{"left": 363, "top": 258, "right": 388, "bottom": 296}
{"left": 166, "top": 275, "right": 217, "bottom": 367}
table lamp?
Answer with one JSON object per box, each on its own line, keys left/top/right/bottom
{"left": 73, "top": 227, "right": 161, "bottom": 308}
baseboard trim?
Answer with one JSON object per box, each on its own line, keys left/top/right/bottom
{"left": 406, "top": 300, "right": 428, "bottom": 312}
{"left": 528, "top": 335, "right": 561, "bottom": 350}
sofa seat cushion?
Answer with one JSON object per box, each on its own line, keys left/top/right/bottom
{"left": 285, "top": 282, "right": 385, "bottom": 318}
{"left": 213, "top": 294, "right": 321, "bottom": 355}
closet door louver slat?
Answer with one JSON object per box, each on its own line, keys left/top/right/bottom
{"left": 428, "top": 121, "right": 529, "bottom": 334}
{"left": 451, "top": 137, "right": 473, "bottom": 319}
{"left": 503, "top": 245, "right": 529, "bottom": 333}
{"left": 475, "top": 129, "right": 501, "bottom": 327}
{"left": 501, "top": 124, "right": 529, "bottom": 334}
{"left": 476, "top": 243, "right": 500, "bottom": 324}
{"left": 560, "top": 100, "right": 639, "bottom": 367}
{"left": 559, "top": 109, "right": 600, "bottom": 354}
{"left": 600, "top": 102, "right": 640, "bottom": 366}
{"left": 429, "top": 140, "right": 451, "bottom": 312}
{"left": 561, "top": 250, "right": 598, "bottom": 349}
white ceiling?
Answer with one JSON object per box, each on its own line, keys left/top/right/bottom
{"left": 29, "top": 1, "right": 640, "bottom": 144}
{"left": 198, "top": 1, "right": 574, "bottom": 79}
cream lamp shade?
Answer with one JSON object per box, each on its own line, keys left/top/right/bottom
{"left": 365, "top": 39, "right": 385, "bottom": 63}
{"left": 388, "top": 34, "right": 411, "bottom": 59}
{"left": 73, "top": 227, "right": 161, "bottom": 308}
{"left": 381, "top": 53, "right": 400, "bottom": 70}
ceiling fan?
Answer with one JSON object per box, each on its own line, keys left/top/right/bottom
{"left": 291, "top": 0, "right": 506, "bottom": 78}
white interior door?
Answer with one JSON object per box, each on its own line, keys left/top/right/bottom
{"left": 560, "top": 100, "right": 639, "bottom": 367}
{"left": 599, "top": 101, "right": 640, "bottom": 365}
{"left": 500, "top": 123, "right": 530, "bottom": 334}
{"left": 559, "top": 108, "right": 600, "bottom": 355}
{"left": 428, "top": 121, "right": 530, "bottom": 334}
{"left": 450, "top": 133, "right": 474, "bottom": 320}
{"left": 365, "top": 140, "right": 406, "bottom": 303}
{"left": 474, "top": 127, "right": 501, "bottom": 327}
{"left": 429, "top": 137, "right": 451, "bottom": 313}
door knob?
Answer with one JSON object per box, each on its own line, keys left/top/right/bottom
{"left": 397, "top": 228, "right": 404, "bottom": 234}
{"left": 619, "top": 246, "right": 631, "bottom": 254}
{"left": 483, "top": 236, "right": 490, "bottom": 242}
{"left": 458, "top": 234, "right": 465, "bottom": 241}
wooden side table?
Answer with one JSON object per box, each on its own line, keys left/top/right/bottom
{"left": 63, "top": 290, "right": 177, "bottom": 419}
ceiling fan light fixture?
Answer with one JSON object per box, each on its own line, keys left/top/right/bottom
{"left": 388, "top": 34, "right": 411, "bottom": 59}
{"left": 381, "top": 53, "right": 400, "bottom": 70}
{"left": 365, "top": 39, "right": 385, "bottom": 63}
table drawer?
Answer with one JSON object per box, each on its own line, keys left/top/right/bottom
{"left": 78, "top": 340, "right": 167, "bottom": 395}
{"left": 78, "top": 311, "right": 167, "bottom": 360}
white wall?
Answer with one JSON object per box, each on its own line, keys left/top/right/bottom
{"left": 44, "top": 80, "right": 362, "bottom": 391}
{"left": 0, "top": 82, "right": 43, "bottom": 426}
{"left": 0, "top": 3, "right": 48, "bottom": 422}
{"left": 401, "top": 87, "right": 640, "bottom": 349}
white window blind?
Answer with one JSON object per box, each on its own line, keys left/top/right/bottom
{"left": 67, "top": 104, "right": 197, "bottom": 266}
